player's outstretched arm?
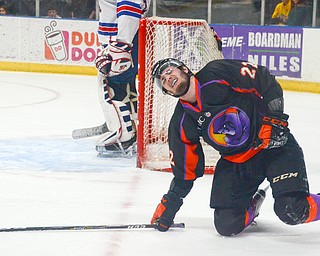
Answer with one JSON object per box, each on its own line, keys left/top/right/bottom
{"left": 151, "top": 178, "right": 193, "bottom": 232}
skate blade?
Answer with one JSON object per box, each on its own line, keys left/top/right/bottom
{"left": 96, "top": 144, "right": 136, "bottom": 158}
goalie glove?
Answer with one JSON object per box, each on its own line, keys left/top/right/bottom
{"left": 95, "top": 41, "right": 133, "bottom": 77}
{"left": 151, "top": 191, "right": 183, "bottom": 232}
{"left": 255, "top": 112, "right": 289, "bottom": 149}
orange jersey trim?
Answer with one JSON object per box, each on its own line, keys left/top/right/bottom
{"left": 223, "top": 146, "right": 264, "bottom": 163}
{"left": 223, "top": 123, "right": 273, "bottom": 163}
{"left": 181, "top": 126, "right": 198, "bottom": 180}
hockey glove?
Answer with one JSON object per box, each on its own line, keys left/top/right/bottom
{"left": 95, "top": 41, "right": 133, "bottom": 77}
{"left": 255, "top": 112, "right": 289, "bottom": 149}
{"left": 151, "top": 191, "right": 183, "bottom": 232}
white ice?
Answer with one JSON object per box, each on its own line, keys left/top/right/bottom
{"left": 0, "top": 70, "right": 319, "bottom": 256}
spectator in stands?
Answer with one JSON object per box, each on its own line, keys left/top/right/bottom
{"left": 287, "top": 0, "right": 312, "bottom": 26}
{"left": 271, "top": 0, "right": 292, "bottom": 25}
{"left": 2, "top": 0, "right": 36, "bottom": 16}
{"left": 46, "top": 5, "right": 61, "bottom": 18}
{"left": 252, "top": 0, "right": 280, "bottom": 24}
{"left": 0, "top": 0, "right": 17, "bottom": 15}
{"left": 0, "top": 4, "right": 7, "bottom": 15}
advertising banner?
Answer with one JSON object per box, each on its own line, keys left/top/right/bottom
{"left": 1, "top": 17, "right": 319, "bottom": 85}
{"left": 0, "top": 17, "right": 99, "bottom": 66}
{"left": 213, "top": 25, "right": 303, "bottom": 78}
{"left": 44, "top": 20, "right": 100, "bottom": 64}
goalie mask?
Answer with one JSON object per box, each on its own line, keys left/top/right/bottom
{"left": 152, "top": 58, "right": 193, "bottom": 97}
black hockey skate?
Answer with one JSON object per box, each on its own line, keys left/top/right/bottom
{"left": 251, "top": 188, "right": 267, "bottom": 218}
{"left": 248, "top": 185, "right": 270, "bottom": 223}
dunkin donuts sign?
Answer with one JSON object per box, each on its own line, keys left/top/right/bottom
{"left": 44, "top": 20, "right": 100, "bottom": 63}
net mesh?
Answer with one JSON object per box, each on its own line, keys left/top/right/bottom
{"left": 138, "top": 17, "right": 224, "bottom": 172}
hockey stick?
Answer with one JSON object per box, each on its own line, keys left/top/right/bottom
{"left": 0, "top": 223, "right": 185, "bottom": 233}
{"left": 72, "top": 123, "right": 108, "bottom": 139}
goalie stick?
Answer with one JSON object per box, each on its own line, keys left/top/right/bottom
{"left": 72, "top": 123, "right": 108, "bottom": 139}
{"left": 0, "top": 222, "right": 185, "bottom": 233}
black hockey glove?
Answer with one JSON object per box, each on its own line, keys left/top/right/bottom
{"left": 151, "top": 191, "right": 183, "bottom": 232}
{"left": 255, "top": 112, "right": 289, "bottom": 149}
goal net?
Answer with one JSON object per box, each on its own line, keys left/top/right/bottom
{"left": 137, "top": 17, "right": 224, "bottom": 173}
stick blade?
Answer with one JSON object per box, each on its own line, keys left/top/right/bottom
{"left": 72, "top": 123, "right": 108, "bottom": 139}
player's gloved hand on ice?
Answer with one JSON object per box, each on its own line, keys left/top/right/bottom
{"left": 151, "top": 191, "right": 183, "bottom": 232}
{"left": 95, "top": 41, "right": 133, "bottom": 77}
{"left": 255, "top": 112, "right": 289, "bottom": 149}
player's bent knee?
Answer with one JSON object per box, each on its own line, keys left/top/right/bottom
{"left": 214, "top": 208, "right": 245, "bottom": 236}
{"left": 274, "top": 193, "right": 309, "bottom": 225}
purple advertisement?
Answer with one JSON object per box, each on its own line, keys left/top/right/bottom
{"left": 212, "top": 25, "right": 303, "bottom": 78}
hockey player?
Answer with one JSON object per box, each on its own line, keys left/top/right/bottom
{"left": 94, "top": 0, "right": 150, "bottom": 154}
{"left": 150, "top": 58, "right": 320, "bottom": 236}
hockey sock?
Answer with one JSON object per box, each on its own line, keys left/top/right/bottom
{"left": 304, "top": 194, "right": 320, "bottom": 223}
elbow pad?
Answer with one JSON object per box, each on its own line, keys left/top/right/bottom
{"left": 268, "top": 97, "right": 284, "bottom": 113}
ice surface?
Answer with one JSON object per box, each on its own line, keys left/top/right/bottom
{"left": 0, "top": 71, "right": 319, "bottom": 256}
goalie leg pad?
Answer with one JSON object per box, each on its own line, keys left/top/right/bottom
{"left": 97, "top": 73, "right": 135, "bottom": 147}
{"left": 96, "top": 100, "right": 135, "bottom": 146}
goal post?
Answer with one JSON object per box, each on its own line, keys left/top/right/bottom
{"left": 137, "top": 16, "right": 224, "bottom": 173}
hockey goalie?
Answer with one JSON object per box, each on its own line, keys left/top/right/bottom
{"left": 93, "top": 0, "right": 151, "bottom": 156}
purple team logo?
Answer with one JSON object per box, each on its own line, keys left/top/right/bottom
{"left": 208, "top": 107, "right": 250, "bottom": 147}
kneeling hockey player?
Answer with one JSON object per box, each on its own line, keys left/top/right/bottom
{"left": 150, "top": 58, "right": 320, "bottom": 236}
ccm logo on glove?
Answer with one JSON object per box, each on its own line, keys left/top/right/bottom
{"left": 256, "top": 113, "right": 289, "bottom": 149}
{"left": 262, "top": 116, "right": 288, "bottom": 128}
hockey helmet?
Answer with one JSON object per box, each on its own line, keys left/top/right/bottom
{"left": 152, "top": 58, "right": 193, "bottom": 96}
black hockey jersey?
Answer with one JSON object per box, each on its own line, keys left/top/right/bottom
{"left": 168, "top": 59, "right": 283, "bottom": 180}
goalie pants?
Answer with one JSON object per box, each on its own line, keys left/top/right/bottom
{"left": 210, "top": 133, "right": 311, "bottom": 235}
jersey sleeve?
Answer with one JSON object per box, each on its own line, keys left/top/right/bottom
{"left": 222, "top": 60, "right": 284, "bottom": 107}
{"left": 254, "top": 64, "right": 283, "bottom": 104}
{"left": 116, "top": 0, "right": 144, "bottom": 44}
{"left": 98, "top": 0, "right": 151, "bottom": 45}
{"left": 168, "top": 104, "right": 205, "bottom": 181}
